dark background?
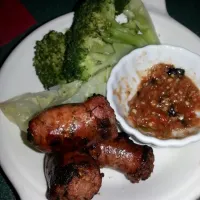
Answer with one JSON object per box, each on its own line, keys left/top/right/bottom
{"left": 0, "top": 0, "right": 200, "bottom": 199}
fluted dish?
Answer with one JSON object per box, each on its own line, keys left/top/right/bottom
{"left": 107, "top": 45, "right": 200, "bottom": 147}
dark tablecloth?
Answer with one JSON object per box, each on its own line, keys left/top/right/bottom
{"left": 0, "top": 0, "right": 200, "bottom": 199}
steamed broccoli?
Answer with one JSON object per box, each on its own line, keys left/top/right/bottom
{"left": 63, "top": 0, "right": 160, "bottom": 82}
{"left": 33, "top": 30, "right": 68, "bottom": 89}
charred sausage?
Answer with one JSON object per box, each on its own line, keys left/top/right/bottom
{"left": 89, "top": 132, "right": 154, "bottom": 183}
{"left": 28, "top": 95, "right": 118, "bottom": 152}
{"left": 44, "top": 151, "right": 102, "bottom": 200}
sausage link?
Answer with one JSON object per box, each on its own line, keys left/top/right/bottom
{"left": 89, "top": 132, "right": 154, "bottom": 183}
{"left": 44, "top": 151, "right": 102, "bottom": 200}
{"left": 28, "top": 95, "right": 118, "bottom": 152}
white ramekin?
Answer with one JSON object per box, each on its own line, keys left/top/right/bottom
{"left": 107, "top": 45, "right": 200, "bottom": 147}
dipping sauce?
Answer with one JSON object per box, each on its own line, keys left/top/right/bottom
{"left": 128, "top": 63, "right": 200, "bottom": 139}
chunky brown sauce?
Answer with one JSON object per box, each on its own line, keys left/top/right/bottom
{"left": 128, "top": 63, "right": 200, "bottom": 139}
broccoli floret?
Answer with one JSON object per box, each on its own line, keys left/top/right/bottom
{"left": 33, "top": 30, "right": 68, "bottom": 89}
{"left": 63, "top": 0, "right": 117, "bottom": 82}
{"left": 99, "top": 0, "right": 160, "bottom": 46}
{"left": 63, "top": 0, "right": 159, "bottom": 82}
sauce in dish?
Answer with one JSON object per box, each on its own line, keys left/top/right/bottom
{"left": 128, "top": 63, "right": 200, "bottom": 139}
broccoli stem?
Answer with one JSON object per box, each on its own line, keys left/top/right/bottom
{"left": 121, "top": 20, "right": 137, "bottom": 30}
{"left": 142, "top": 29, "right": 160, "bottom": 44}
{"left": 91, "top": 43, "right": 114, "bottom": 54}
{"left": 108, "top": 27, "right": 148, "bottom": 47}
{"left": 135, "top": 15, "right": 149, "bottom": 31}
{"left": 111, "top": 21, "right": 137, "bottom": 34}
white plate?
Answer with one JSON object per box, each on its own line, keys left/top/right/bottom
{"left": 1, "top": 3, "right": 200, "bottom": 200}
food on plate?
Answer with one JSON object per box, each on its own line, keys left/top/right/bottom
{"left": 89, "top": 132, "right": 154, "bottom": 183}
{"left": 32, "top": 0, "right": 159, "bottom": 89}
{"left": 44, "top": 151, "right": 102, "bottom": 200}
{"left": 0, "top": 0, "right": 159, "bottom": 198}
{"left": 63, "top": 0, "right": 160, "bottom": 83}
{"left": 0, "top": 67, "right": 111, "bottom": 132}
{"left": 128, "top": 63, "right": 200, "bottom": 139}
{"left": 43, "top": 132, "right": 154, "bottom": 200}
{"left": 33, "top": 30, "right": 70, "bottom": 89}
{"left": 29, "top": 92, "right": 154, "bottom": 198}
{"left": 0, "top": 0, "right": 160, "bottom": 134}
{"left": 28, "top": 95, "right": 118, "bottom": 152}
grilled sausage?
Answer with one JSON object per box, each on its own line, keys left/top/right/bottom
{"left": 89, "top": 132, "right": 154, "bottom": 183}
{"left": 44, "top": 151, "right": 102, "bottom": 200}
{"left": 28, "top": 95, "right": 118, "bottom": 152}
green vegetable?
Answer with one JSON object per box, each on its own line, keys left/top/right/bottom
{"left": 65, "top": 67, "right": 112, "bottom": 103}
{"left": 63, "top": 0, "right": 159, "bottom": 82}
{"left": 0, "top": 0, "right": 160, "bottom": 132}
{"left": 0, "top": 67, "right": 111, "bottom": 132}
{"left": 33, "top": 30, "right": 68, "bottom": 89}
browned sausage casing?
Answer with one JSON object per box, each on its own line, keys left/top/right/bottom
{"left": 44, "top": 151, "right": 102, "bottom": 200}
{"left": 89, "top": 132, "right": 154, "bottom": 183}
{"left": 28, "top": 95, "right": 118, "bottom": 152}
